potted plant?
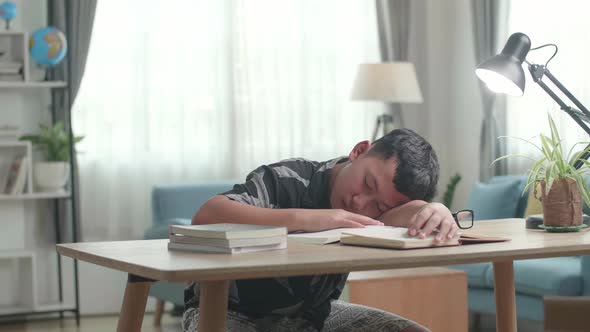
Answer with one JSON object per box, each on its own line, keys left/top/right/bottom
{"left": 19, "top": 122, "right": 84, "bottom": 193}
{"left": 494, "top": 115, "right": 590, "bottom": 231}
{"left": 442, "top": 173, "right": 462, "bottom": 209}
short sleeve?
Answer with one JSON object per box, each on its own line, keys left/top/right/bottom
{"left": 221, "top": 159, "right": 317, "bottom": 209}
{"left": 222, "top": 165, "right": 280, "bottom": 208}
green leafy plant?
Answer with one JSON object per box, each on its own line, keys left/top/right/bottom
{"left": 493, "top": 114, "right": 590, "bottom": 206}
{"left": 19, "top": 122, "right": 84, "bottom": 162}
{"left": 442, "top": 173, "right": 462, "bottom": 209}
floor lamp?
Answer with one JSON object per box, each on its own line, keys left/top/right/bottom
{"left": 351, "top": 62, "right": 423, "bottom": 141}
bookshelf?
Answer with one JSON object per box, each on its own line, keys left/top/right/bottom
{"left": 0, "top": 81, "right": 67, "bottom": 88}
{"left": 0, "top": 30, "right": 78, "bottom": 322}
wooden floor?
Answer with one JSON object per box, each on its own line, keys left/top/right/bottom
{"left": 0, "top": 313, "right": 182, "bottom": 332}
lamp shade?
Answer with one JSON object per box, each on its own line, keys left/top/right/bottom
{"left": 475, "top": 32, "right": 531, "bottom": 96}
{"left": 351, "top": 62, "right": 423, "bottom": 103}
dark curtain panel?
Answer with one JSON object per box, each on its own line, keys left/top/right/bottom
{"left": 472, "top": 0, "right": 508, "bottom": 181}
{"left": 375, "top": 0, "right": 411, "bottom": 128}
{"left": 48, "top": 0, "right": 97, "bottom": 241}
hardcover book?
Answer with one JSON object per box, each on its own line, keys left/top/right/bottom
{"left": 169, "top": 223, "right": 287, "bottom": 239}
{"left": 167, "top": 241, "right": 287, "bottom": 254}
{"left": 169, "top": 233, "right": 286, "bottom": 248}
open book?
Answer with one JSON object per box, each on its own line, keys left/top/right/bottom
{"left": 288, "top": 227, "right": 366, "bottom": 245}
{"left": 340, "top": 226, "right": 509, "bottom": 250}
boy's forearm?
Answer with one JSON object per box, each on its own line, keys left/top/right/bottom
{"left": 192, "top": 195, "right": 306, "bottom": 232}
{"left": 379, "top": 200, "right": 428, "bottom": 227}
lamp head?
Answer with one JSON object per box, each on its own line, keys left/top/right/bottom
{"left": 475, "top": 32, "right": 531, "bottom": 96}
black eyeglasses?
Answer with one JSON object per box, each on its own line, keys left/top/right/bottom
{"left": 452, "top": 210, "right": 474, "bottom": 229}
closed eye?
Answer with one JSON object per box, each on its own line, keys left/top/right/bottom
{"left": 376, "top": 203, "right": 386, "bottom": 214}
{"left": 364, "top": 177, "right": 372, "bottom": 191}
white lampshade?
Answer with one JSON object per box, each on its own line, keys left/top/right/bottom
{"left": 351, "top": 62, "right": 423, "bottom": 103}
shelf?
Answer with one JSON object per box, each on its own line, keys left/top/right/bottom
{"left": 0, "top": 141, "right": 27, "bottom": 147}
{"left": 0, "top": 306, "right": 33, "bottom": 316}
{"left": 0, "top": 192, "right": 70, "bottom": 200}
{"left": 35, "top": 302, "right": 76, "bottom": 312}
{"left": 0, "top": 250, "right": 34, "bottom": 259}
{"left": 0, "top": 303, "right": 75, "bottom": 316}
{"left": 0, "top": 81, "right": 67, "bottom": 88}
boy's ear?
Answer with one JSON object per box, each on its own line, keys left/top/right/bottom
{"left": 349, "top": 140, "right": 372, "bottom": 161}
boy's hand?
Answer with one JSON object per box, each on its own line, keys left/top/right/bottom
{"left": 407, "top": 202, "right": 459, "bottom": 243}
{"left": 296, "top": 209, "right": 383, "bottom": 232}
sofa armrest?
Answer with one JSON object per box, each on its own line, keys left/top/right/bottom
{"left": 580, "top": 256, "right": 590, "bottom": 295}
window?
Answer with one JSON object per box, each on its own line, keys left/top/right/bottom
{"left": 73, "top": 0, "right": 381, "bottom": 239}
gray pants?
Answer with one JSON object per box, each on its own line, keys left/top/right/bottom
{"left": 182, "top": 300, "right": 421, "bottom": 332}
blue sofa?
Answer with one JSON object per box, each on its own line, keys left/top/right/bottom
{"left": 452, "top": 175, "right": 590, "bottom": 323}
{"left": 143, "top": 181, "right": 236, "bottom": 313}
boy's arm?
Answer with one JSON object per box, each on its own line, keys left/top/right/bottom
{"left": 193, "top": 195, "right": 382, "bottom": 232}
{"left": 378, "top": 200, "right": 428, "bottom": 228}
{"left": 379, "top": 200, "right": 460, "bottom": 242}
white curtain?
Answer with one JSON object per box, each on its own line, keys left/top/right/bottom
{"left": 73, "top": 0, "right": 382, "bottom": 240}
{"left": 506, "top": 0, "right": 590, "bottom": 173}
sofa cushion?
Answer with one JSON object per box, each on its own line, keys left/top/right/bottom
{"left": 152, "top": 181, "right": 236, "bottom": 224}
{"left": 468, "top": 180, "right": 523, "bottom": 220}
{"left": 149, "top": 282, "right": 186, "bottom": 306}
{"left": 488, "top": 175, "right": 528, "bottom": 218}
{"left": 484, "top": 257, "right": 583, "bottom": 297}
{"left": 468, "top": 287, "right": 544, "bottom": 322}
{"left": 449, "top": 263, "right": 492, "bottom": 288}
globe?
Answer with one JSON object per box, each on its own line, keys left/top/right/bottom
{"left": 29, "top": 27, "right": 68, "bottom": 67}
{"left": 0, "top": 1, "right": 16, "bottom": 30}
{"left": 0, "top": 1, "right": 16, "bottom": 21}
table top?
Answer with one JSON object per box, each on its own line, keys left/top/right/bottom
{"left": 56, "top": 219, "right": 590, "bottom": 282}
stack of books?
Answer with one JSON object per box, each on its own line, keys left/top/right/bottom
{"left": 0, "top": 62, "right": 23, "bottom": 81}
{"left": 168, "top": 223, "right": 288, "bottom": 254}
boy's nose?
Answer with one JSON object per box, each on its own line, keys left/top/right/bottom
{"left": 351, "top": 194, "right": 369, "bottom": 212}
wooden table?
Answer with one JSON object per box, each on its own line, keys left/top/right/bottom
{"left": 56, "top": 219, "right": 590, "bottom": 332}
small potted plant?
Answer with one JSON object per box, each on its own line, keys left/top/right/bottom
{"left": 19, "top": 122, "right": 83, "bottom": 193}
{"left": 494, "top": 115, "right": 590, "bottom": 231}
{"left": 442, "top": 173, "right": 462, "bottom": 209}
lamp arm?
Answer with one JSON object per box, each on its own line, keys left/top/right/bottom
{"left": 528, "top": 64, "right": 590, "bottom": 169}
{"left": 544, "top": 68, "right": 590, "bottom": 118}
{"left": 570, "top": 107, "right": 590, "bottom": 125}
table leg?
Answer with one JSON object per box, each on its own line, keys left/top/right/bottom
{"left": 116, "top": 276, "right": 152, "bottom": 332}
{"left": 493, "top": 261, "right": 517, "bottom": 332}
{"left": 198, "top": 280, "right": 230, "bottom": 332}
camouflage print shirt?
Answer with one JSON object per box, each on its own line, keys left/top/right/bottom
{"left": 184, "top": 157, "right": 349, "bottom": 330}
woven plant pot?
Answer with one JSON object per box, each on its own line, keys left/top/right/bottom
{"left": 540, "top": 178, "right": 583, "bottom": 227}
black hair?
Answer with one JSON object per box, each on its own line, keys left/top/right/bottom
{"left": 368, "top": 128, "right": 440, "bottom": 202}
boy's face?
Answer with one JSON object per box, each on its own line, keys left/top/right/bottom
{"left": 330, "top": 140, "right": 411, "bottom": 219}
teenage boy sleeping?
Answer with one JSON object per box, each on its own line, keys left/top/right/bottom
{"left": 183, "top": 128, "right": 458, "bottom": 332}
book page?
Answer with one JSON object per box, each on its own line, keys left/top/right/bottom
{"left": 342, "top": 226, "right": 428, "bottom": 241}
{"left": 289, "top": 226, "right": 384, "bottom": 244}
